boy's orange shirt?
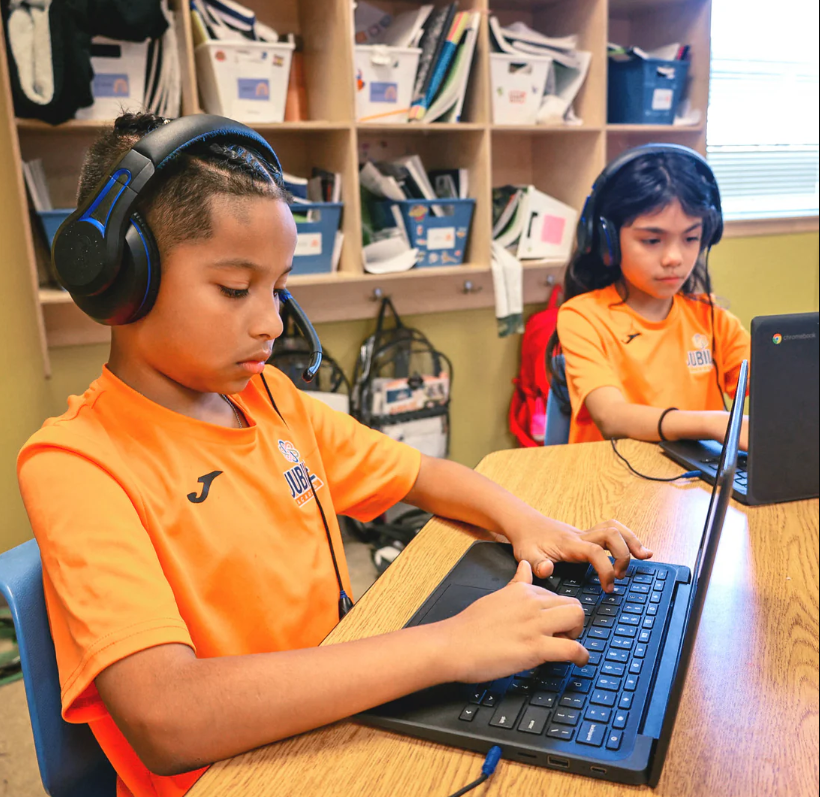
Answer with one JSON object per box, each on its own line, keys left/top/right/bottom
{"left": 557, "top": 285, "right": 750, "bottom": 444}
{"left": 17, "top": 365, "right": 421, "bottom": 797}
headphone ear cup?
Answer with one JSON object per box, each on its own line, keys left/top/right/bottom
{"left": 70, "top": 212, "right": 161, "bottom": 325}
{"left": 598, "top": 217, "right": 620, "bottom": 268}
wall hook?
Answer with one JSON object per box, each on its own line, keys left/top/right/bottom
{"left": 370, "top": 288, "right": 386, "bottom": 301}
{"left": 461, "top": 280, "right": 483, "bottom": 295}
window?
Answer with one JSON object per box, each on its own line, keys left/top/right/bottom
{"left": 708, "top": 0, "right": 819, "bottom": 220}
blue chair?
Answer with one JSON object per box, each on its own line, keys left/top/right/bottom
{"left": 0, "top": 539, "right": 116, "bottom": 797}
{"left": 545, "top": 354, "right": 571, "bottom": 446}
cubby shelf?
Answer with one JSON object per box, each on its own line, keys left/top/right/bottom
{"left": 2, "top": 0, "right": 712, "bottom": 376}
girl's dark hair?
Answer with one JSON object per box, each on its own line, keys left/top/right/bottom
{"left": 546, "top": 150, "right": 720, "bottom": 392}
{"left": 77, "top": 112, "right": 290, "bottom": 254}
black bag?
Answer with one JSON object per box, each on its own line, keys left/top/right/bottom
{"left": 351, "top": 297, "right": 452, "bottom": 458}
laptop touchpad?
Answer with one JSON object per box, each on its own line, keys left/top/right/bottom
{"left": 414, "top": 585, "right": 493, "bottom": 625}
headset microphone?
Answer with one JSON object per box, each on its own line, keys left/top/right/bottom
{"left": 278, "top": 290, "right": 322, "bottom": 382}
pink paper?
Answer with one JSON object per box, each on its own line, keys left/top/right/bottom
{"left": 541, "top": 215, "right": 566, "bottom": 245}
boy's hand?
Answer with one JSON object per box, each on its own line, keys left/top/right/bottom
{"left": 503, "top": 517, "right": 653, "bottom": 593}
{"left": 439, "top": 561, "right": 588, "bottom": 684}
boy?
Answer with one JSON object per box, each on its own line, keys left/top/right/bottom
{"left": 18, "top": 113, "right": 651, "bottom": 797}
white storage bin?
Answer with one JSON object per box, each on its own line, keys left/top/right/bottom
{"left": 195, "top": 40, "right": 294, "bottom": 124}
{"left": 354, "top": 45, "right": 421, "bottom": 124}
{"left": 490, "top": 52, "right": 552, "bottom": 125}
{"left": 75, "top": 37, "right": 149, "bottom": 120}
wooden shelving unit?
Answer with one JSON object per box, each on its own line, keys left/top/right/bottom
{"left": 1, "top": 0, "right": 712, "bottom": 375}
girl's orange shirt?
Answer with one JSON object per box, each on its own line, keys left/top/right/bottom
{"left": 557, "top": 286, "right": 750, "bottom": 444}
{"left": 17, "top": 365, "right": 421, "bottom": 797}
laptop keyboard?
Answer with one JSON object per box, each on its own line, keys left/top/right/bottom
{"left": 457, "top": 562, "right": 671, "bottom": 752}
{"left": 701, "top": 452, "right": 748, "bottom": 489}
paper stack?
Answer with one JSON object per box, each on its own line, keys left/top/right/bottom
{"left": 489, "top": 16, "right": 592, "bottom": 125}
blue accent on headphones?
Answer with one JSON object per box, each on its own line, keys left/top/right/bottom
{"left": 78, "top": 169, "right": 132, "bottom": 235}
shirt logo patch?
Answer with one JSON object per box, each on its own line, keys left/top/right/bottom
{"left": 692, "top": 333, "right": 710, "bottom": 350}
{"left": 283, "top": 461, "right": 325, "bottom": 507}
{"left": 187, "top": 470, "right": 223, "bottom": 503}
{"left": 686, "top": 348, "right": 713, "bottom": 369}
{"left": 278, "top": 440, "right": 301, "bottom": 463}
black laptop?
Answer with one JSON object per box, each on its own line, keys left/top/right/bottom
{"left": 661, "top": 312, "right": 819, "bottom": 505}
{"left": 359, "top": 361, "right": 748, "bottom": 787}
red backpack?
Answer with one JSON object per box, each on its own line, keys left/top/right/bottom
{"left": 509, "top": 285, "right": 562, "bottom": 447}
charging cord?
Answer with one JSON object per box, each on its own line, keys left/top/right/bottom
{"left": 611, "top": 439, "right": 702, "bottom": 482}
{"left": 447, "top": 746, "right": 502, "bottom": 797}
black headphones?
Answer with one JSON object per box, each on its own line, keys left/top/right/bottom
{"left": 51, "top": 113, "right": 322, "bottom": 381}
{"left": 576, "top": 143, "right": 723, "bottom": 269}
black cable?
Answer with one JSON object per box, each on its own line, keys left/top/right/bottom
{"left": 446, "top": 747, "right": 502, "bottom": 797}
{"left": 611, "top": 439, "right": 701, "bottom": 482}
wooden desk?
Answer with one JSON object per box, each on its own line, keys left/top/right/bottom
{"left": 190, "top": 441, "right": 819, "bottom": 797}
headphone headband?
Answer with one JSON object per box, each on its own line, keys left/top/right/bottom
{"left": 576, "top": 143, "right": 723, "bottom": 268}
{"left": 52, "top": 115, "right": 284, "bottom": 324}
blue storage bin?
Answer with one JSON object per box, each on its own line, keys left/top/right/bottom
{"left": 381, "top": 198, "right": 475, "bottom": 267}
{"left": 38, "top": 209, "right": 73, "bottom": 248}
{"left": 608, "top": 57, "right": 689, "bottom": 125}
{"left": 290, "top": 202, "right": 343, "bottom": 274}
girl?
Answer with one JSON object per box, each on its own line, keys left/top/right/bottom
{"left": 549, "top": 145, "right": 750, "bottom": 448}
{"left": 17, "top": 113, "right": 651, "bottom": 797}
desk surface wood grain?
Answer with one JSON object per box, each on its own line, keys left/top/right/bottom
{"left": 189, "top": 441, "right": 819, "bottom": 797}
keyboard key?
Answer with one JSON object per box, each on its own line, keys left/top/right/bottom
{"left": 622, "top": 603, "right": 644, "bottom": 615}
{"left": 650, "top": 593, "right": 662, "bottom": 604}
{"left": 633, "top": 574, "right": 653, "bottom": 585}
{"left": 625, "top": 675, "right": 639, "bottom": 692}
{"left": 638, "top": 630, "right": 652, "bottom": 644}
{"left": 634, "top": 644, "right": 648, "bottom": 659}
{"left": 601, "top": 662, "right": 626, "bottom": 677}
{"left": 642, "top": 617, "right": 656, "bottom": 630}
{"left": 587, "top": 652, "right": 602, "bottom": 665}
{"left": 582, "top": 585, "right": 603, "bottom": 595}
{"left": 583, "top": 606, "right": 593, "bottom": 618}
{"left": 581, "top": 594, "right": 598, "bottom": 606}
{"left": 518, "top": 705, "right": 550, "bottom": 735}
{"left": 615, "top": 625, "right": 637, "bottom": 638}
{"left": 611, "top": 585, "right": 627, "bottom": 595}
{"left": 619, "top": 614, "right": 640, "bottom": 626}
{"left": 596, "top": 676, "right": 621, "bottom": 691}
{"left": 630, "top": 584, "right": 651, "bottom": 594}
{"left": 459, "top": 706, "right": 478, "bottom": 722}
{"left": 553, "top": 707, "right": 580, "bottom": 726}
{"left": 657, "top": 570, "right": 668, "bottom": 581}
{"left": 596, "top": 604, "right": 619, "bottom": 617}
{"left": 482, "top": 693, "right": 499, "bottom": 707}
{"left": 573, "top": 664, "right": 597, "bottom": 679}
{"left": 647, "top": 605, "right": 659, "bottom": 617}
{"left": 547, "top": 725, "right": 574, "bottom": 740}
{"left": 593, "top": 616, "right": 615, "bottom": 628}
{"left": 606, "top": 649, "right": 629, "bottom": 663}
{"left": 601, "top": 595, "right": 622, "bottom": 606}
{"left": 559, "top": 695, "right": 585, "bottom": 709}
{"left": 606, "top": 730, "right": 623, "bottom": 750}
{"left": 636, "top": 566, "right": 654, "bottom": 575}
{"left": 577, "top": 720, "right": 606, "bottom": 747}
{"left": 629, "top": 659, "right": 643, "bottom": 675}
{"left": 566, "top": 679, "right": 591, "bottom": 694}
{"left": 562, "top": 577, "right": 585, "bottom": 587}
{"left": 546, "top": 576, "right": 561, "bottom": 592}
{"left": 530, "top": 691, "right": 557, "bottom": 708}
{"left": 586, "top": 638, "right": 607, "bottom": 651}
{"left": 590, "top": 575, "right": 601, "bottom": 584}
{"left": 559, "top": 586, "right": 580, "bottom": 597}
{"left": 619, "top": 693, "right": 634, "bottom": 710}
{"left": 536, "top": 677, "right": 564, "bottom": 692}
{"left": 588, "top": 627, "right": 611, "bottom": 640}
{"left": 613, "top": 711, "right": 628, "bottom": 730}
{"left": 541, "top": 663, "right": 571, "bottom": 678}
{"left": 585, "top": 706, "right": 611, "bottom": 722}
{"left": 508, "top": 680, "right": 531, "bottom": 695}
{"left": 489, "top": 697, "right": 525, "bottom": 729}
{"left": 515, "top": 669, "right": 536, "bottom": 680}
{"left": 590, "top": 690, "right": 616, "bottom": 707}
{"left": 628, "top": 593, "right": 648, "bottom": 604}
{"left": 610, "top": 637, "right": 633, "bottom": 651}
{"left": 652, "top": 582, "right": 664, "bottom": 592}
{"left": 469, "top": 689, "right": 485, "bottom": 704}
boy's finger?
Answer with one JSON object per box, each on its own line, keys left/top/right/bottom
{"left": 511, "top": 559, "right": 533, "bottom": 585}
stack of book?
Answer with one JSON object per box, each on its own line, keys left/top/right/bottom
{"left": 489, "top": 16, "right": 592, "bottom": 125}
{"left": 354, "top": 3, "right": 480, "bottom": 124}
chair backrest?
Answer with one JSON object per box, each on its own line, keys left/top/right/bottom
{"left": 0, "top": 539, "right": 116, "bottom": 797}
{"left": 544, "top": 354, "right": 571, "bottom": 446}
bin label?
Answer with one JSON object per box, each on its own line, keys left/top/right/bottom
{"left": 541, "top": 214, "right": 566, "bottom": 245}
{"left": 370, "top": 82, "right": 398, "bottom": 103}
{"left": 93, "top": 74, "right": 130, "bottom": 98}
{"left": 652, "top": 88, "right": 673, "bottom": 111}
{"left": 295, "top": 233, "right": 322, "bottom": 256}
{"left": 427, "top": 227, "right": 456, "bottom": 250}
{"left": 238, "top": 78, "right": 270, "bottom": 100}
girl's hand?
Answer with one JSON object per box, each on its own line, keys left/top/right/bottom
{"left": 439, "top": 561, "right": 588, "bottom": 684}
{"left": 502, "top": 517, "right": 653, "bottom": 593}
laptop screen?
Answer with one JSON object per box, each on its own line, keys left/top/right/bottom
{"left": 649, "top": 359, "right": 748, "bottom": 774}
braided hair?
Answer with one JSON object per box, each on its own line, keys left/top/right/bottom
{"left": 77, "top": 112, "right": 290, "bottom": 253}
